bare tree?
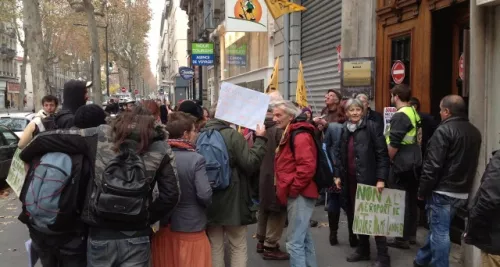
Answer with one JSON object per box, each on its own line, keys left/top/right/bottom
{"left": 67, "top": 0, "right": 107, "bottom": 105}
{"left": 23, "top": 0, "right": 49, "bottom": 112}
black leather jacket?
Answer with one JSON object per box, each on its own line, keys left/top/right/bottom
{"left": 465, "top": 150, "right": 500, "bottom": 255}
{"left": 418, "top": 116, "right": 482, "bottom": 198}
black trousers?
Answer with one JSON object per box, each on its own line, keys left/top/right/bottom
{"left": 389, "top": 169, "right": 419, "bottom": 241}
{"left": 30, "top": 229, "right": 86, "bottom": 267}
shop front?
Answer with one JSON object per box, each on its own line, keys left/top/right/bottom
{"left": 220, "top": 31, "right": 272, "bottom": 92}
{"left": 7, "top": 82, "right": 20, "bottom": 108}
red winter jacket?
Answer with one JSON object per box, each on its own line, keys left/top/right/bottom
{"left": 274, "top": 121, "right": 318, "bottom": 205}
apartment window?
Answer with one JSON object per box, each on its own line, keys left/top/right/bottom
{"left": 223, "top": 32, "right": 268, "bottom": 79}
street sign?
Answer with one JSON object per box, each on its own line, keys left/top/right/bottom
{"left": 134, "top": 89, "right": 139, "bottom": 95}
{"left": 459, "top": 53, "right": 465, "bottom": 80}
{"left": 121, "top": 87, "right": 127, "bottom": 93}
{"left": 192, "top": 43, "right": 214, "bottom": 66}
{"left": 179, "top": 67, "right": 195, "bottom": 80}
{"left": 391, "top": 60, "right": 406, "bottom": 85}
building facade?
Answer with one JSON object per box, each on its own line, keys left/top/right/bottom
{"left": 157, "top": 0, "right": 190, "bottom": 104}
{"left": 0, "top": 22, "right": 18, "bottom": 109}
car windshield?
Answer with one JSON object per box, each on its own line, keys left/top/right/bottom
{"left": 0, "top": 118, "right": 28, "bottom": 132}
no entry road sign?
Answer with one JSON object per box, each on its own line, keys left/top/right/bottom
{"left": 391, "top": 60, "right": 406, "bottom": 85}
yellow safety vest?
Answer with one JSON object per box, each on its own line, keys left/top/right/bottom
{"left": 385, "top": 106, "right": 422, "bottom": 145}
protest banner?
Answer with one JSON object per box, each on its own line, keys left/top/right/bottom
{"left": 215, "top": 82, "right": 270, "bottom": 130}
{"left": 383, "top": 107, "right": 397, "bottom": 135}
{"left": 353, "top": 184, "right": 406, "bottom": 237}
{"left": 6, "top": 148, "right": 27, "bottom": 197}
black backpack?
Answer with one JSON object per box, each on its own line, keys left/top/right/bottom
{"left": 289, "top": 128, "right": 334, "bottom": 189}
{"left": 91, "top": 147, "right": 153, "bottom": 226}
{"left": 32, "top": 115, "right": 58, "bottom": 136}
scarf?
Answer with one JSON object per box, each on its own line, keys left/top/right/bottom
{"left": 167, "top": 139, "right": 195, "bottom": 151}
{"left": 346, "top": 119, "right": 363, "bottom": 133}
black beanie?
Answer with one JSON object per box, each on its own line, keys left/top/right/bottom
{"left": 178, "top": 100, "right": 203, "bottom": 121}
{"left": 74, "top": 104, "right": 106, "bottom": 129}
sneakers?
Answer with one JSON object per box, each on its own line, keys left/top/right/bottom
{"left": 262, "top": 246, "right": 290, "bottom": 261}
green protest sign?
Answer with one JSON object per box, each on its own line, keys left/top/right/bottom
{"left": 6, "top": 148, "right": 27, "bottom": 197}
{"left": 353, "top": 184, "right": 405, "bottom": 237}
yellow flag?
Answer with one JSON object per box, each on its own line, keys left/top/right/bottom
{"left": 296, "top": 61, "right": 308, "bottom": 108}
{"left": 264, "top": 0, "right": 307, "bottom": 19}
{"left": 266, "top": 57, "right": 279, "bottom": 94}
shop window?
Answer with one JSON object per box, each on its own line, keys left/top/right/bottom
{"left": 223, "top": 32, "right": 268, "bottom": 79}
{"left": 390, "top": 35, "right": 411, "bottom": 88}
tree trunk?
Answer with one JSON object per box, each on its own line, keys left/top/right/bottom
{"left": 118, "top": 65, "right": 125, "bottom": 86}
{"left": 18, "top": 53, "right": 27, "bottom": 111}
{"left": 22, "top": 0, "right": 48, "bottom": 112}
{"left": 83, "top": 0, "right": 102, "bottom": 105}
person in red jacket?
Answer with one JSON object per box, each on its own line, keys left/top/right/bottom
{"left": 272, "top": 100, "right": 318, "bottom": 267}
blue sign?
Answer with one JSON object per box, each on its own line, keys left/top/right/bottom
{"left": 227, "top": 55, "right": 247, "bottom": 66}
{"left": 192, "top": 54, "right": 214, "bottom": 66}
{"left": 179, "top": 67, "right": 195, "bottom": 80}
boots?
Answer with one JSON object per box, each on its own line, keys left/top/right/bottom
{"left": 373, "top": 236, "right": 390, "bottom": 267}
{"left": 347, "top": 235, "right": 370, "bottom": 262}
{"left": 372, "top": 256, "right": 391, "bottom": 267}
{"left": 347, "top": 212, "right": 358, "bottom": 247}
{"left": 327, "top": 212, "right": 339, "bottom": 246}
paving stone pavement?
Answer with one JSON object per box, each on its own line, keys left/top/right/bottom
{"left": 0, "top": 188, "right": 462, "bottom": 267}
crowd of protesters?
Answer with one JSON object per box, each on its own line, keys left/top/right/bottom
{"left": 13, "top": 78, "right": 500, "bottom": 267}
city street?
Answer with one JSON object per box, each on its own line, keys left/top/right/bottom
{"left": 0, "top": 187, "right": 462, "bottom": 267}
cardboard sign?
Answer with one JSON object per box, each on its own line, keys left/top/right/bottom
{"left": 353, "top": 184, "right": 406, "bottom": 237}
{"left": 383, "top": 107, "right": 397, "bottom": 135}
{"left": 215, "top": 82, "right": 270, "bottom": 130}
{"left": 6, "top": 148, "right": 27, "bottom": 197}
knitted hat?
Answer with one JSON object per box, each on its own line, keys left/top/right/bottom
{"left": 178, "top": 100, "right": 203, "bottom": 121}
{"left": 74, "top": 104, "right": 106, "bottom": 129}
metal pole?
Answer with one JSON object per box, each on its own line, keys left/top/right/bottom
{"left": 198, "top": 66, "right": 203, "bottom": 105}
{"left": 128, "top": 61, "right": 132, "bottom": 93}
{"left": 105, "top": 26, "right": 110, "bottom": 97}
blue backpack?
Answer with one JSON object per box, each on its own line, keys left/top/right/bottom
{"left": 22, "top": 152, "right": 83, "bottom": 234}
{"left": 196, "top": 126, "right": 232, "bottom": 191}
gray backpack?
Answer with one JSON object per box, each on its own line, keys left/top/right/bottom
{"left": 22, "top": 152, "right": 82, "bottom": 234}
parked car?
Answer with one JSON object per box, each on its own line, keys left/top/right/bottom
{"left": 0, "top": 125, "right": 19, "bottom": 181}
{"left": 0, "top": 113, "right": 35, "bottom": 137}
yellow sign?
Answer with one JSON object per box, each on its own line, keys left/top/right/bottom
{"left": 264, "top": 0, "right": 307, "bottom": 19}
{"left": 266, "top": 57, "right": 280, "bottom": 93}
{"left": 343, "top": 60, "right": 372, "bottom": 87}
{"left": 295, "top": 61, "right": 308, "bottom": 108}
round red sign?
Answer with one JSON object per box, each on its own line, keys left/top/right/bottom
{"left": 391, "top": 60, "right": 406, "bottom": 85}
{"left": 459, "top": 53, "right": 464, "bottom": 80}
{"left": 134, "top": 89, "right": 139, "bottom": 95}
{"left": 121, "top": 87, "right": 126, "bottom": 93}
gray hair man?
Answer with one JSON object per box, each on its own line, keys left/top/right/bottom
{"left": 356, "top": 93, "right": 384, "bottom": 133}
{"left": 272, "top": 99, "right": 319, "bottom": 267}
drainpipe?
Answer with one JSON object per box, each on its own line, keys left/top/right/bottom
{"left": 283, "top": 14, "right": 290, "bottom": 99}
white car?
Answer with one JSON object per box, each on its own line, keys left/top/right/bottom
{"left": 0, "top": 113, "right": 36, "bottom": 137}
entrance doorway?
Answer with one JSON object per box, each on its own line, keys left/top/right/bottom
{"left": 430, "top": 1, "right": 470, "bottom": 118}
{"left": 430, "top": 0, "right": 470, "bottom": 245}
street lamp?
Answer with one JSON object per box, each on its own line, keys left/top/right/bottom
{"left": 73, "top": 23, "right": 110, "bottom": 97}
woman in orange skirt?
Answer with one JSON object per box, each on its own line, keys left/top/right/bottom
{"left": 152, "top": 111, "right": 213, "bottom": 267}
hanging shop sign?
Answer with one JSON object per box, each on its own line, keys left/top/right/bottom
{"left": 179, "top": 67, "right": 195, "bottom": 80}
{"left": 225, "top": 0, "right": 268, "bottom": 32}
{"left": 192, "top": 43, "right": 214, "bottom": 66}
{"left": 227, "top": 44, "right": 247, "bottom": 66}
{"left": 341, "top": 57, "right": 375, "bottom": 98}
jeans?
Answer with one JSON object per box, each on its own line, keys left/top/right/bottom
{"left": 415, "top": 193, "right": 467, "bottom": 267}
{"left": 286, "top": 195, "right": 317, "bottom": 267}
{"left": 87, "top": 236, "right": 150, "bottom": 267}
{"left": 31, "top": 235, "right": 86, "bottom": 267}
